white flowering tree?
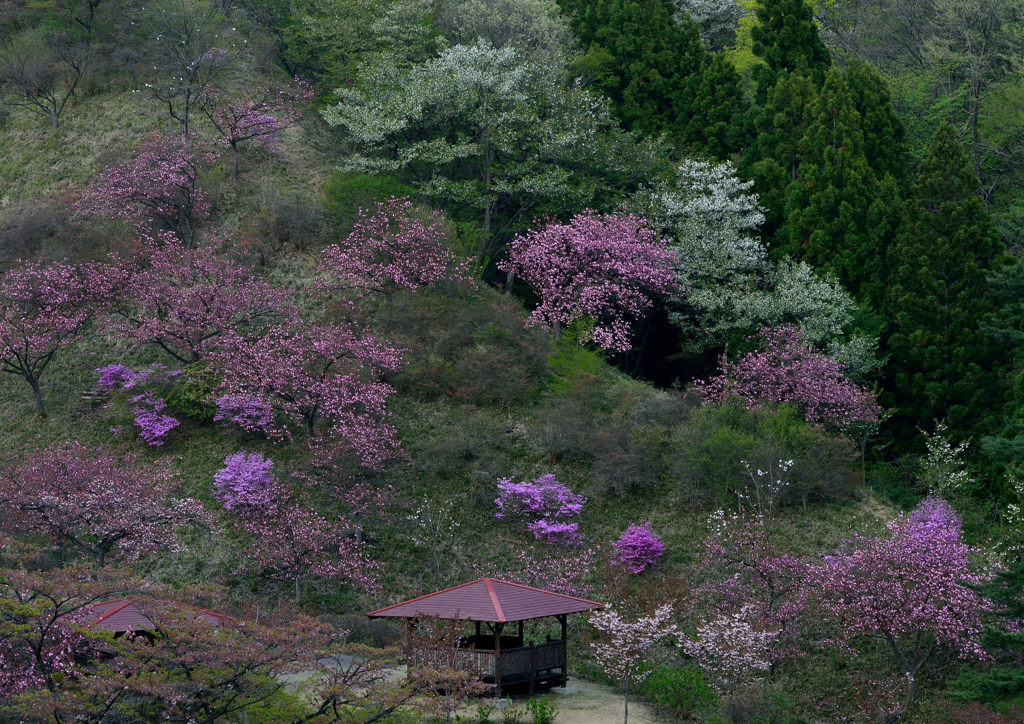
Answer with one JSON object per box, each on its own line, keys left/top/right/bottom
{"left": 683, "top": 604, "right": 778, "bottom": 691}
{"left": 919, "top": 422, "right": 973, "bottom": 498}
{"left": 588, "top": 604, "right": 681, "bottom": 724}
{"left": 323, "top": 40, "right": 660, "bottom": 255}
{"left": 630, "top": 159, "right": 881, "bottom": 381}
{"left": 434, "top": 0, "right": 576, "bottom": 66}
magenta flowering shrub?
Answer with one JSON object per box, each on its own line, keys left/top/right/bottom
{"left": 214, "top": 395, "right": 275, "bottom": 434}
{"left": 213, "top": 452, "right": 278, "bottom": 510}
{"left": 494, "top": 474, "right": 586, "bottom": 545}
{"left": 130, "top": 393, "right": 181, "bottom": 446}
{"left": 494, "top": 474, "right": 585, "bottom": 519}
{"left": 611, "top": 521, "right": 666, "bottom": 573}
{"left": 94, "top": 364, "right": 182, "bottom": 446}
{"left": 695, "top": 326, "right": 882, "bottom": 434}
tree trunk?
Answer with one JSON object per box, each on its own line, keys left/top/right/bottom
{"left": 295, "top": 577, "right": 302, "bottom": 604}
{"left": 623, "top": 689, "right": 629, "bottom": 724}
{"left": 28, "top": 376, "right": 45, "bottom": 416}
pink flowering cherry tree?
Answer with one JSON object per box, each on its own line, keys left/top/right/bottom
{"left": 211, "top": 319, "right": 403, "bottom": 467}
{"left": 696, "top": 510, "right": 811, "bottom": 670}
{"left": 216, "top": 463, "right": 381, "bottom": 604}
{"left": 696, "top": 326, "right": 883, "bottom": 435}
{"left": 498, "top": 211, "right": 678, "bottom": 351}
{"left": 0, "top": 441, "right": 212, "bottom": 567}
{"left": 74, "top": 134, "right": 219, "bottom": 246}
{"left": 589, "top": 604, "right": 682, "bottom": 724}
{"left": 0, "top": 261, "right": 98, "bottom": 414}
{"left": 319, "top": 198, "right": 474, "bottom": 298}
{"left": 813, "top": 497, "right": 992, "bottom": 706}
{"left": 611, "top": 522, "right": 666, "bottom": 574}
{"left": 104, "top": 239, "right": 290, "bottom": 364}
{"left": 206, "top": 78, "right": 315, "bottom": 176}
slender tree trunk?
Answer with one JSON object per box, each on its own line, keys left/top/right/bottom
{"left": 623, "top": 689, "right": 629, "bottom": 724}
{"left": 28, "top": 376, "right": 45, "bottom": 416}
{"left": 295, "top": 577, "right": 302, "bottom": 604}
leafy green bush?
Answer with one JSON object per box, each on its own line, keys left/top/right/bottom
{"left": 166, "top": 362, "right": 218, "bottom": 422}
{"left": 638, "top": 664, "right": 716, "bottom": 719}
{"left": 524, "top": 696, "right": 557, "bottom": 724}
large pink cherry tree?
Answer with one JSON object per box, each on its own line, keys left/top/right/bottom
{"left": 0, "top": 261, "right": 99, "bottom": 414}
{"left": 0, "top": 441, "right": 212, "bottom": 568}
{"left": 319, "top": 198, "right": 474, "bottom": 298}
{"left": 210, "top": 319, "right": 403, "bottom": 467}
{"left": 813, "top": 497, "right": 992, "bottom": 707}
{"left": 104, "top": 239, "right": 290, "bottom": 364}
{"left": 498, "top": 211, "right": 678, "bottom": 351}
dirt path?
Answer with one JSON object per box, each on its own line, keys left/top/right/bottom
{"left": 462, "top": 680, "right": 664, "bottom": 724}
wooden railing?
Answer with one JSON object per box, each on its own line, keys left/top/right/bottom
{"left": 497, "top": 640, "right": 565, "bottom": 680}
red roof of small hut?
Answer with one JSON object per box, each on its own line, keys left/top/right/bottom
{"left": 83, "top": 599, "right": 231, "bottom": 634}
{"left": 367, "top": 577, "right": 604, "bottom": 623}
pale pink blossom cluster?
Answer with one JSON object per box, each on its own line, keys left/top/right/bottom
{"left": 499, "top": 211, "right": 678, "bottom": 351}
{"left": 683, "top": 604, "right": 778, "bottom": 690}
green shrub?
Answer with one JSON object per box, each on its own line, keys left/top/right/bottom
{"left": 166, "top": 362, "right": 218, "bottom": 422}
{"left": 524, "top": 696, "right": 557, "bottom": 724}
{"left": 638, "top": 664, "right": 716, "bottom": 719}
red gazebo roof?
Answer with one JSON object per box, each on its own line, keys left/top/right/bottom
{"left": 367, "top": 577, "right": 604, "bottom": 623}
{"left": 83, "top": 599, "right": 231, "bottom": 634}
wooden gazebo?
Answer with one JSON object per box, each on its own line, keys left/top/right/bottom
{"left": 367, "top": 577, "right": 603, "bottom": 694}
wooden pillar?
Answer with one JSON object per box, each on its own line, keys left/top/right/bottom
{"left": 517, "top": 620, "right": 524, "bottom": 646}
{"left": 494, "top": 622, "right": 505, "bottom": 695}
{"left": 557, "top": 615, "right": 567, "bottom": 687}
{"left": 475, "top": 620, "right": 481, "bottom": 646}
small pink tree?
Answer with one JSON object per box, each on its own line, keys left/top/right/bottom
{"left": 695, "top": 326, "right": 882, "bottom": 434}
{"left": 813, "top": 497, "right": 992, "bottom": 706}
{"left": 696, "top": 510, "right": 810, "bottom": 669}
{"left": 319, "top": 198, "right": 474, "bottom": 297}
{"left": 589, "top": 604, "right": 682, "bottom": 724}
{"left": 224, "top": 473, "right": 381, "bottom": 604}
{"left": 498, "top": 211, "right": 678, "bottom": 351}
{"left": 74, "top": 134, "right": 219, "bottom": 246}
{"left": 206, "top": 78, "right": 315, "bottom": 176}
{"left": 211, "top": 319, "right": 403, "bottom": 467}
{"left": 611, "top": 522, "right": 666, "bottom": 574}
{"left": 0, "top": 261, "right": 97, "bottom": 414}
{"left": 104, "top": 240, "right": 289, "bottom": 364}
{"left": 0, "top": 442, "right": 212, "bottom": 567}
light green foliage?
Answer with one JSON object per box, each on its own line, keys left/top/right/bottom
{"left": 637, "top": 663, "right": 717, "bottom": 718}
{"left": 324, "top": 40, "right": 660, "bottom": 247}
{"left": 279, "top": 0, "right": 436, "bottom": 87}
{"left": 434, "top": 0, "right": 577, "bottom": 66}
{"left": 524, "top": 696, "right": 557, "bottom": 724}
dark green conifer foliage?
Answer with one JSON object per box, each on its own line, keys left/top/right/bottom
{"left": 751, "top": 0, "right": 830, "bottom": 101}
{"left": 884, "top": 123, "right": 1003, "bottom": 440}
{"left": 558, "top": 0, "right": 720, "bottom": 141}
{"left": 842, "top": 61, "right": 907, "bottom": 181}
{"left": 952, "top": 559, "right": 1024, "bottom": 703}
{"left": 745, "top": 70, "right": 818, "bottom": 239}
{"left": 780, "top": 68, "right": 896, "bottom": 298}
{"left": 687, "top": 52, "right": 749, "bottom": 159}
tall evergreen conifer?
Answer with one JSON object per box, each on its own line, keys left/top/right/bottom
{"left": 750, "top": 0, "right": 830, "bottom": 102}
{"left": 884, "top": 124, "right": 1003, "bottom": 440}
{"left": 781, "top": 68, "right": 897, "bottom": 298}
{"left": 559, "top": 0, "right": 735, "bottom": 144}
